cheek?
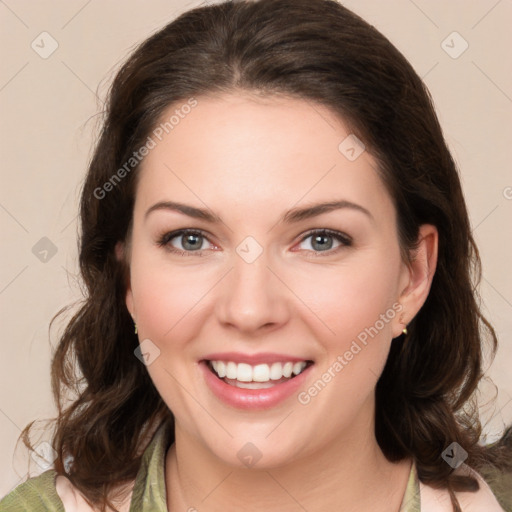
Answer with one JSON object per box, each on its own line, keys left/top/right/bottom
{"left": 293, "top": 254, "right": 399, "bottom": 348}
{"left": 129, "top": 253, "right": 211, "bottom": 409}
{"left": 132, "top": 273, "right": 175, "bottom": 338}
{"left": 293, "top": 262, "right": 399, "bottom": 417}
{"left": 129, "top": 246, "right": 218, "bottom": 341}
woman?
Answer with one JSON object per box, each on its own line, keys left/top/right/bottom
{"left": 1, "top": 0, "right": 511, "bottom": 511}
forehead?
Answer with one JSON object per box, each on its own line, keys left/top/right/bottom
{"left": 134, "top": 93, "right": 395, "bottom": 224}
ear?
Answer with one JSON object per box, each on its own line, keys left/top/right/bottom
{"left": 392, "top": 224, "right": 438, "bottom": 338}
{"left": 115, "top": 241, "right": 135, "bottom": 320}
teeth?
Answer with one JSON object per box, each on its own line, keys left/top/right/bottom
{"left": 209, "top": 360, "right": 309, "bottom": 382}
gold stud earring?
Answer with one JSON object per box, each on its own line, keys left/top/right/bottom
{"left": 134, "top": 322, "right": 138, "bottom": 334}
{"left": 399, "top": 313, "right": 408, "bottom": 335}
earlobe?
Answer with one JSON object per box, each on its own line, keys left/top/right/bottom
{"left": 126, "top": 287, "right": 135, "bottom": 320}
{"left": 395, "top": 224, "right": 438, "bottom": 335}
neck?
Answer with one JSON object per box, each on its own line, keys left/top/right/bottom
{"left": 165, "top": 411, "right": 411, "bottom": 512}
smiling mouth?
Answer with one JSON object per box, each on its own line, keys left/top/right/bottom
{"left": 203, "top": 359, "right": 315, "bottom": 389}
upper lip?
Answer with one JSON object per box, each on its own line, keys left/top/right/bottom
{"left": 201, "top": 352, "right": 314, "bottom": 365}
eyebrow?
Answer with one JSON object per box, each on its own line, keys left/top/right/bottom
{"left": 144, "top": 199, "right": 373, "bottom": 224}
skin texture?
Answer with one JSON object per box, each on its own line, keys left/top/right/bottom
{"left": 121, "top": 92, "right": 438, "bottom": 511}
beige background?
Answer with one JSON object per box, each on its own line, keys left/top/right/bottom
{"left": 1, "top": 0, "right": 511, "bottom": 496}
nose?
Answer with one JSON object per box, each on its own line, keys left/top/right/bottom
{"left": 215, "top": 248, "right": 290, "bottom": 335}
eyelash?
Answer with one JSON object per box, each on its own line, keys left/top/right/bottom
{"left": 156, "top": 228, "right": 352, "bottom": 257}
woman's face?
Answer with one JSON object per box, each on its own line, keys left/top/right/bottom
{"left": 124, "top": 92, "right": 416, "bottom": 468}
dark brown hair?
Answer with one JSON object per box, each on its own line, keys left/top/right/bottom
{"left": 20, "top": 0, "right": 511, "bottom": 510}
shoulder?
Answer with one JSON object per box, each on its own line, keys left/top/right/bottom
{"left": 55, "top": 475, "right": 133, "bottom": 512}
{"left": 0, "top": 470, "right": 64, "bottom": 512}
{"left": 419, "top": 464, "right": 506, "bottom": 512}
{"left": 0, "top": 472, "right": 133, "bottom": 512}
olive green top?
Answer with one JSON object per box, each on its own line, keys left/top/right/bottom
{"left": 2, "top": 423, "right": 509, "bottom": 512}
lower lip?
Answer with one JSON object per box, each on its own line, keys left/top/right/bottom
{"left": 200, "top": 361, "right": 314, "bottom": 410}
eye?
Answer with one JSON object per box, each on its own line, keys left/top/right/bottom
{"left": 296, "top": 229, "right": 352, "bottom": 255}
{"left": 157, "top": 229, "right": 214, "bottom": 255}
{"left": 156, "top": 228, "right": 352, "bottom": 257}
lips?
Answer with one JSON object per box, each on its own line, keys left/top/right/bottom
{"left": 199, "top": 358, "right": 315, "bottom": 410}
